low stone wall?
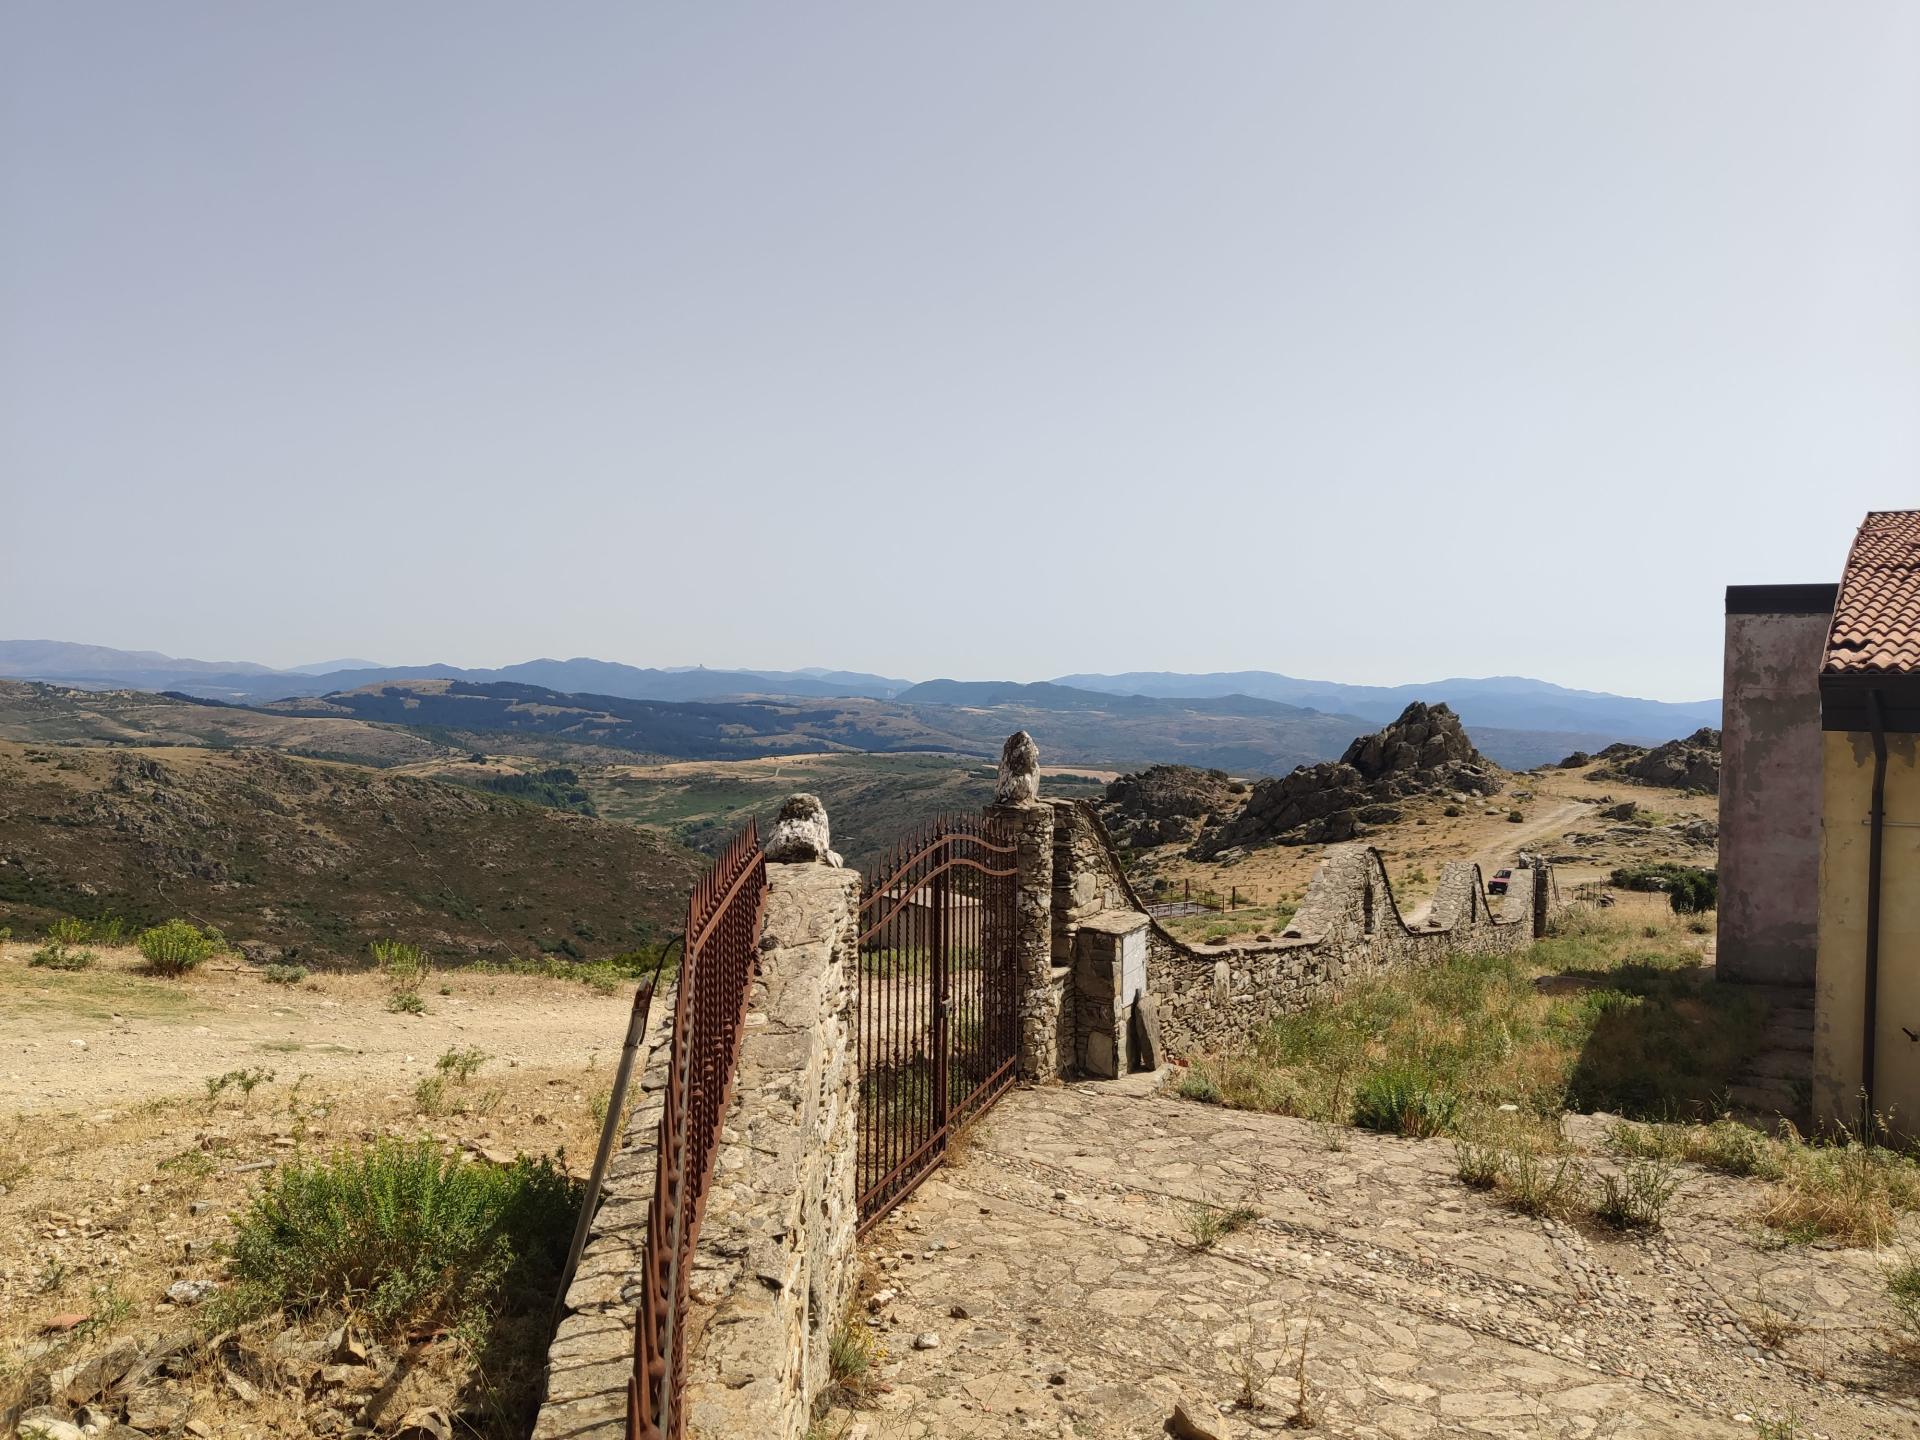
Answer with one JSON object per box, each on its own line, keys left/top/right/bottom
{"left": 1051, "top": 801, "right": 1555, "bottom": 1059}
{"left": 680, "top": 862, "right": 861, "bottom": 1438}
{"left": 534, "top": 861, "right": 861, "bottom": 1440}
{"left": 534, "top": 996, "right": 673, "bottom": 1440}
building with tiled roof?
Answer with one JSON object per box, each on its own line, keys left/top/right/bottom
{"left": 1806, "top": 510, "right": 1920, "bottom": 1136}
{"left": 1720, "top": 509, "right": 1920, "bottom": 1139}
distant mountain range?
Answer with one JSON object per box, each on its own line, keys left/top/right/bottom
{"left": 1051, "top": 670, "right": 1720, "bottom": 742}
{"left": 0, "top": 641, "right": 912, "bottom": 704}
{"left": 0, "top": 640, "right": 1717, "bottom": 764}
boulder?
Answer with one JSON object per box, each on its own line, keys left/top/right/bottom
{"left": 1194, "top": 703, "right": 1502, "bottom": 856}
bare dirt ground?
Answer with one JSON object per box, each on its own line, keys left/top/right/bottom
{"left": 0, "top": 944, "right": 649, "bottom": 1438}
{"left": 0, "top": 941, "right": 643, "bottom": 1114}
{"left": 833, "top": 1078, "right": 1920, "bottom": 1440}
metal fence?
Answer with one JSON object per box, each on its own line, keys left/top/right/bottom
{"left": 630, "top": 821, "right": 768, "bottom": 1440}
{"left": 855, "top": 814, "right": 1019, "bottom": 1232}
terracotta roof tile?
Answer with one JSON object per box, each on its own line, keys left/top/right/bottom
{"left": 1824, "top": 510, "right": 1920, "bottom": 674}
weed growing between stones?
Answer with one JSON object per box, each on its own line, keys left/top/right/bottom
{"left": 1612, "top": 1117, "right": 1920, "bottom": 1247}
{"left": 821, "top": 1319, "right": 881, "bottom": 1413}
{"left": 1180, "top": 1200, "right": 1259, "bottom": 1250}
{"left": 1594, "top": 1156, "right": 1681, "bottom": 1229}
{"left": 1887, "top": 1255, "right": 1920, "bottom": 1352}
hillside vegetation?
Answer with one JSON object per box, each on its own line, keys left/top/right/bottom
{"left": 0, "top": 741, "right": 701, "bottom": 962}
{"left": 586, "top": 751, "right": 1106, "bottom": 871}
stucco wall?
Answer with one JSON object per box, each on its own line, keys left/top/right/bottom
{"left": 1814, "top": 731, "right": 1920, "bottom": 1137}
{"left": 1720, "top": 602, "right": 1830, "bottom": 985}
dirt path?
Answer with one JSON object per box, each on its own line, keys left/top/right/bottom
{"left": 0, "top": 941, "right": 649, "bottom": 1115}
{"left": 830, "top": 1078, "right": 1920, "bottom": 1439}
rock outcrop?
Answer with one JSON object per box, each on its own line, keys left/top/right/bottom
{"left": 1096, "top": 765, "right": 1239, "bottom": 848}
{"left": 1594, "top": 728, "right": 1721, "bottom": 793}
{"left": 1192, "top": 702, "right": 1502, "bottom": 855}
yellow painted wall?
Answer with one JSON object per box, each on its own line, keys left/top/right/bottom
{"left": 1815, "top": 729, "right": 1920, "bottom": 1137}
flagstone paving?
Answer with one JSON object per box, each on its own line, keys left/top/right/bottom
{"left": 824, "top": 1075, "right": 1920, "bottom": 1439}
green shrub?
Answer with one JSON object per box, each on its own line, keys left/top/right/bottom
{"left": 1175, "top": 1068, "right": 1221, "bottom": 1104}
{"left": 370, "top": 938, "right": 429, "bottom": 984}
{"left": 1507, "top": 809, "right": 1524, "bottom": 824}
{"left": 1609, "top": 863, "right": 1717, "bottom": 913}
{"left": 387, "top": 989, "right": 426, "bottom": 1015}
{"left": 219, "top": 1140, "right": 579, "bottom": 1336}
{"left": 30, "top": 940, "right": 92, "bottom": 971}
{"left": 137, "top": 919, "right": 222, "bottom": 975}
{"left": 1352, "top": 1065, "right": 1460, "bottom": 1138}
{"left": 437, "top": 1046, "right": 489, "bottom": 1083}
{"left": 263, "top": 964, "right": 310, "bottom": 985}
{"left": 46, "top": 916, "right": 93, "bottom": 945}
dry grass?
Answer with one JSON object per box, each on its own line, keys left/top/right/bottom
{"left": 1177, "top": 904, "right": 1761, "bottom": 1138}
{"left": 1612, "top": 1118, "right": 1920, "bottom": 1247}
{"left": 0, "top": 1055, "right": 608, "bottom": 1435}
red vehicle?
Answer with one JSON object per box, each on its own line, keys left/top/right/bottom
{"left": 1488, "top": 868, "right": 1513, "bottom": 896}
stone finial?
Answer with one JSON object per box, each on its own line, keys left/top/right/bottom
{"left": 995, "top": 730, "right": 1041, "bottom": 806}
{"left": 764, "top": 792, "right": 843, "bottom": 866}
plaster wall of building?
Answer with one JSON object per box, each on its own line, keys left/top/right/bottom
{"left": 1814, "top": 730, "right": 1920, "bottom": 1137}
{"left": 1718, "top": 586, "right": 1834, "bottom": 985}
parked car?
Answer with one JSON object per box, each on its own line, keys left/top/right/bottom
{"left": 1488, "top": 868, "right": 1512, "bottom": 896}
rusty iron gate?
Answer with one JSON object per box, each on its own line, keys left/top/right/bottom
{"left": 856, "top": 813, "right": 1019, "bottom": 1231}
{"left": 630, "top": 821, "right": 767, "bottom": 1440}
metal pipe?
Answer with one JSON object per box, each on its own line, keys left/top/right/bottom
{"left": 1864, "top": 689, "right": 1889, "bottom": 1135}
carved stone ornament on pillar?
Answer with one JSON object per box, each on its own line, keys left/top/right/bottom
{"left": 764, "top": 792, "right": 843, "bottom": 866}
{"left": 996, "top": 730, "right": 1041, "bottom": 806}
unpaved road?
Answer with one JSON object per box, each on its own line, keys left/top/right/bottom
{"left": 0, "top": 941, "right": 650, "bottom": 1115}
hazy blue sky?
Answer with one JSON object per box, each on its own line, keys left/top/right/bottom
{"left": 4, "top": 4, "right": 1916, "bottom": 700}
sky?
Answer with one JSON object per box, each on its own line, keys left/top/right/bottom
{"left": 3, "top": 4, "right": 1916, "bottom": 702}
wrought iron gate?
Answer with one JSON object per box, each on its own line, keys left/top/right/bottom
{"left": 856, "top": 814, "right": 1019, "bottom": 1230}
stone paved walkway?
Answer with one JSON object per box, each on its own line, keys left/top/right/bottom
{"left": 826, "top": 1077, "right": 1920, "bottom": 1439}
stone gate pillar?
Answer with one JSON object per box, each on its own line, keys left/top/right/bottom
{"left": 986, "top": 731, "right": 1059, "bottom": 1082}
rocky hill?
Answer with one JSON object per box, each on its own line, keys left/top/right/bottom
{"left": 1095, "top": 765, "right": 1242, "bottom": 849}
{"left": 1192, "top": 702, "right": 1503, "bottom": 856}
{"left": 0, "top": 741, "right": 703, "bottom": 962}
{"left": 1593, "top": 727, "right": 1721, "bottom": 793}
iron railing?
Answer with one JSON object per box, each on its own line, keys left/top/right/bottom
{"left": 630, "top": 821, "right": 767, "bottom": 1440}
{"left": 855, "top": 813, "right": 1019, "bottom": 1231}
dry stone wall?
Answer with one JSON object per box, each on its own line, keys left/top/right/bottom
{"left": 534, "top": 861, "right": 861, "bottom": 1440}
{"left": 534, "top": 997, "right": 674, "bottom": 1440}
{"left": 680, "top": 862, "right": 861, "bottom": 1438}
{"left": 1051, "top": 801, "right": 1555, "bottom": 1059}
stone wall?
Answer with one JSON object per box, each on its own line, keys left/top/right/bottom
{"left": 534, "top": 861, "right": 862, "bottom": 1440}
{"left": 681, "top": 862, "right": 862, "bottom": 1438}
{"left": 1049, "top": 801, "right": 1554, "bottom": 1059}
{"left": 534, "top": 996, "right": 674, "bottom": 1440}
